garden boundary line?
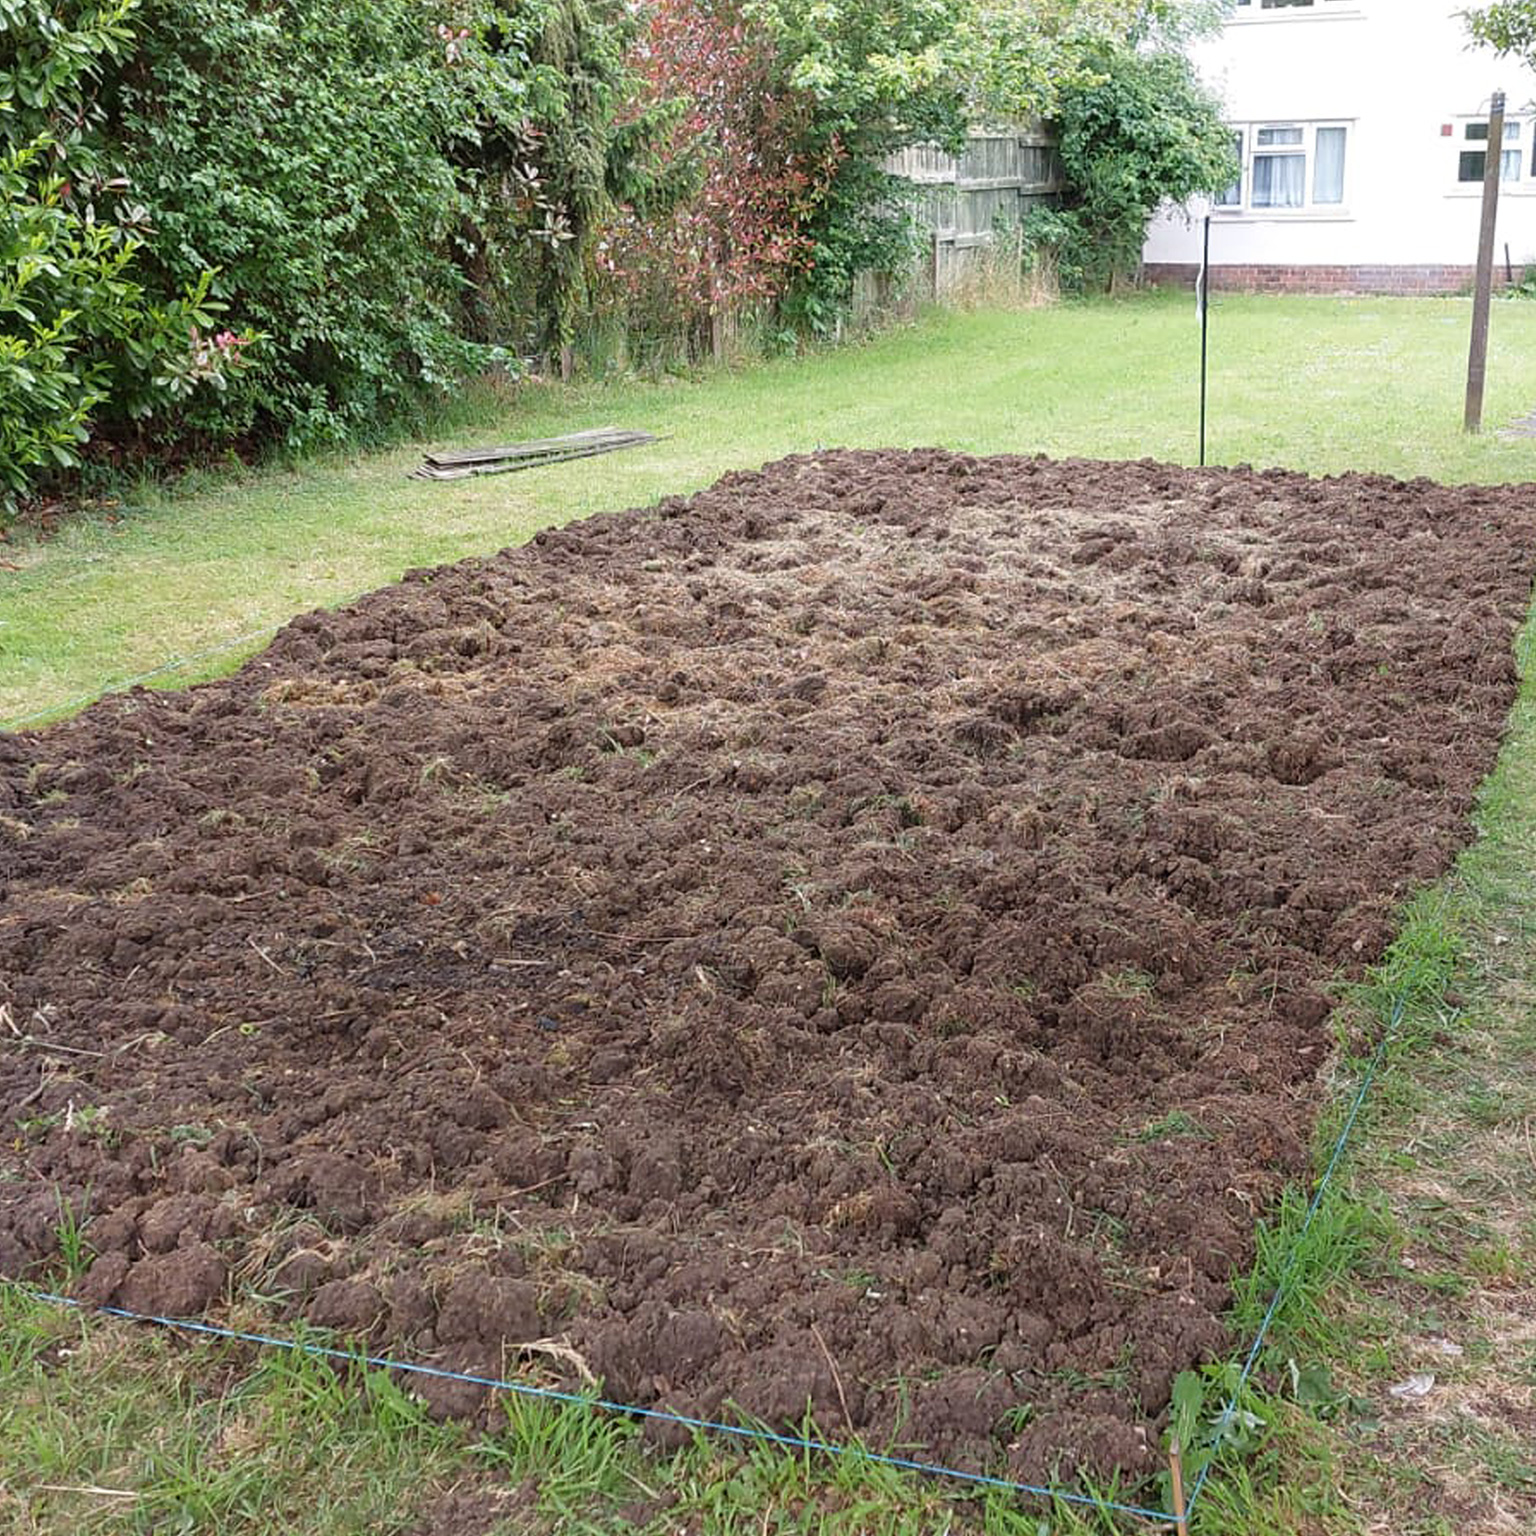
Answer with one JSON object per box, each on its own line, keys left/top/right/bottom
{"left": 17, "top": 959, "right": 1423, "bottom": 1531}
{"left": 16, "top": 1291, "right": 1176, "bottom": 1524}
{"left": 1183, "top": 985, "right": 1410, "bottom": 1517}
{"left": 1, "top": 626, "right": 284, "bottom": 733}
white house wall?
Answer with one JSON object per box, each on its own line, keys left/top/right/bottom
{"left": 1143, "top": 0, "right": 1536, "bottom": 289}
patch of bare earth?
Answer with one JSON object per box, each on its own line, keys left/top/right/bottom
{"left": 3, "top": 451, "right": 1534, "bottom": 1490}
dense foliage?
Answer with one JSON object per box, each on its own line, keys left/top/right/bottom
{"left": 960, "top": 0, "right": 1236, "bottom": 292}
{"left": 1, "top": 0, "right": 1239, "bottom": 503}
{"left": 598, "top": 0, "right": 978, "bottom": 346}
{"left": 744, "top": 0, "right": 969, "bottom": 331}
{"left": 962, "top": 0, "right": 1217, "bottom": 123}
{"left": 461, "top": 0, "right": 655, "bottom": 363}
{"left": 595, "top": 0, "right": 829, "bottom": 355}
{"left": 0, "top": 0, "right": 222, "bottom": 511}
{"left": 97, "top": 0, "right": 644, "bottom": 445}
{"left": 1026, "top": 32, "right": 1236, "bottom": 290}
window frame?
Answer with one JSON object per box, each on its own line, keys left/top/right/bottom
{"left": 1213, "top": 119, "right": 1353, "bottom": 217}
{"left": 1453, "top": 115, "right": 1530, "bottom": 189}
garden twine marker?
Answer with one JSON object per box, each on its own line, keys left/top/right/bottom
{"left": 1169, "top": 1439, "right": 1190, "bottom": 1536}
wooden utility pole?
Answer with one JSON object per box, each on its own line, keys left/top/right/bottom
{"left": 1466, "top": 89, "right": 1506, "bottom": 433}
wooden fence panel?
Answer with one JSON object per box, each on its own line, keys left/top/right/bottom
{"left": 875, "top": 126, "right": 1063, "bottom": 304}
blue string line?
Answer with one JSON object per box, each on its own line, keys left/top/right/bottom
{"left": 1183, "top": 989, "right": 1408, "bottom": 1518}
{"left": 22, "top": 1289, "right": 1176, "bottom": 1524}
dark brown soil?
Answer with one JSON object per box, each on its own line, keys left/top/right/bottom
{"left": 2, "top": 450, "right": 1532, "bottom": 1487}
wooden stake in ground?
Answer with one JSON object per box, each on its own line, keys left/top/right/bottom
{"left": 1466, "top": 88, "right": 1506, "bottom": 434}
{"left": 1168, "top": 1439, "right": 1190, "bottom": 1536}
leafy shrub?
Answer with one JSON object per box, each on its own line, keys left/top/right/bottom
{"left": 1048, "top": 39, "right": 1236, "bottom": 291}
{"left": 1020, "top": 204, "right": 1087, "bottom": 295}
{"left": 459, "top": 0, "right": 655, "bottom": 364}
{"left": 733, "top": 0, "right": 1232, "bottom": 329}
{"left": 96, "top": 0, "right": 646, "bottom": 446}
{"left": 594, "top": 0, "right": 830, "bottom": 361}
{"left": 746, "top": 0, "right": 968, "bottom": 332}
{"left": 0, "top": 0, "right": 224, "bottom": 515}
{"left": 98, "top": 0, "right": 489, "bottom": 446}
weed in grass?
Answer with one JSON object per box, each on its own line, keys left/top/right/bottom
{"left": 477, "top": 1392, "right": 641, "bottom": 1516}
{"left": 1457, "top": 1079, "right": 1529, "bottom": 1126}
{"left": 1464, "top": 1239, "right": 1526, "bottom": 1282}
{"left": 0, "top": 1285, "right": 480, "bottom": 1534}
{"left": 1227, "top": 1181, "right": 1387, "bottom": 1363}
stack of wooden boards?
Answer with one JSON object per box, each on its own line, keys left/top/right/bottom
{"left": 411, "top": 426, "right": 660, "bottom": 481}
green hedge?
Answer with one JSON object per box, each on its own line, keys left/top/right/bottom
{"left": 1, "top": 0, "right": 219, "bottom": 513}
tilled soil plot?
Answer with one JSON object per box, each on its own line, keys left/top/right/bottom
{"left": 2, "top": 451, "right": 1534, "bottom": 1485}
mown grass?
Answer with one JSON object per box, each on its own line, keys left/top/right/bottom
{"left": 6, "top": 290, "right": 1536, "bottom": 1533}
{"left": 6, "top": 289, "right": 1536, "bottom": 726}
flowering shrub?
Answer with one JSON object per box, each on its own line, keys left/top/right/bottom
{"left": 174, "top": 328, "right": 259, "bottom": 391}
{"left": 594, "top": 0, "right": 833, "bottom": 353}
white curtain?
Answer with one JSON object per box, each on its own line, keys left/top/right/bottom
{"left": 1313, "top": 127, "right": 1347, "bottom": 204}
{"left": 1253, "top": 153, "right": 1305, "bottom": 208}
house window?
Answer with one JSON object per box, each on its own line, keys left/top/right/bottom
{"left": 1253, "top": 126, "right": 1305, "bottom": 207}
{"left": 1458, "top": 119, "right": 1526, "bottom": 183}
{"left": 1218, "top": 121, "right": 1350, "bottom": 212}
{"left": 1314, "top": 126, "right": 1347, "bottom": 203}
{"left": 1216, "top": 131, "right": 1244, "bottom": 207}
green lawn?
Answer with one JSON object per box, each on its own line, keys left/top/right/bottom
{"left": 6, "top": 290, "right": 1536, "bottom": 1534}
{"left": 5, "top": 289, "right": 1536, "bottom": 726}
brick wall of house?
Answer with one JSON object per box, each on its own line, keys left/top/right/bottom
{"left": 1140, "top": 263, "right": 1514, "bottom": 295}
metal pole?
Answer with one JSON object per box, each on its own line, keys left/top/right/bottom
{"left": 1466, "top": 89, "right": 1505, "bottom": 433}
{"left": 1199, "top": 215, "right": 1211, "bottom": 467}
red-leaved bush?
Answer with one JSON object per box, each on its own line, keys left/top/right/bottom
{"left": 595, "top": 0, "right": 836, "bottom": 351}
